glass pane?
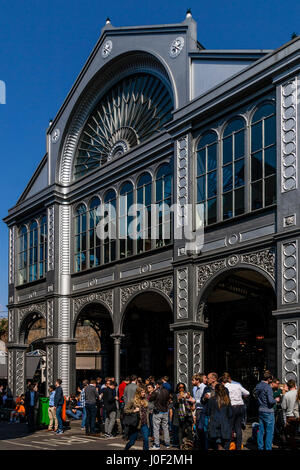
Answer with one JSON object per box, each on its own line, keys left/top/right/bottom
{"left": 111, "top": 241, "right": 116, "bottom": 261}
{"left": 138, "top": 173, "right": 151, "bottom": 187}
{"left": 197, "top": 149, "right": 206, "bottom": 175}
{"left": 198, "top": 132, "right": 217, "bottom": 149}
{"left": 75, "top": 236, "right": 80, "bottom": 253}
{"left": 224, "top": 118, "right": 244, "bottom": 137}
{"left": 207, "top": 171, "right": 217, "bottom": 198}
{"left": 235, "top": 159, "right": 245, "bottom": 188}
{"left": 234, "top": 130, "right": 244, "bottom": 159}
{"left": 251, "top": 121, "right": 262, "bottom": 152}
{"left": 223, "top": 136, "right": 232, "bottom": 164}
{"left": 251, "top": 152, "right": 262, "bottom": 181}
{"left": 145, "top": 183, "right": 151, "bottom": 206}
{"left": 207, "top": 143, "right": 217, "bottom": 171}
{"left": 156, "top": 180, "right": 162, "bottom": 202}
{"left": 157, "top": 164, "right": 172, "bottom": 179}
{"left": 265, "top": 146, "right": 276, "bottom": 176}
{"left": 252, "top": 103, "right": 275, "bottom": 123}
{"left": 197, "top": 176, "right": 205, "bottom": 202}
{"left": 137, "top": 187, "right": 143, "bottom": 205}
{"left": 164, "top": 176, "right": 172, "bottom": 198}
{"left": 265, "top": 175, "right": 276, "bottom": 206}
{"left": 264, "top": 115, "right": 276, "bottom": 147}
{"left": 223, "top": 192, "right": 233, "bottom": 220}
{"left": 235, "top": 187, "right": 245, "bottom": 216}
{"left": 207, "top": 198, "right": 217, "bottom": 225}
{"left": 89, "top": 230, "right": 94, "bottom": 249}
{"left": 223, "top": 164, "right": 233, "bottom": 192}
{"left": 82, "top": 233, "right": 86, "bottom": 251}
{"left": 81, "top": 252, "right": 87, "bottom": 271}
{"left": 95, "top": 246, "right": 100, "bottom": 266}
{"left": 251, "top": 181, "right": 262, "bottom": 210}
{"left": 82, "top": 214, "right": 86, "bottom": 232}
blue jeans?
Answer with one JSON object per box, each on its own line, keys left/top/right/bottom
{"left": 257, "top": 412, "right": 275, "bottom": 450}
{"left": 85, "top": 403, "right": 97, "bottom": 434}
{"left": 125, "top": 424, "right": 150, "bottom": 450}
{"left": 81, "top": 407, "right": 86, "bottom": 428}
{"left": 56, "top": 405, "right": 63, "bottom": 431}
{"left": 66, "top": 409, "right": 82, "bottom": 419}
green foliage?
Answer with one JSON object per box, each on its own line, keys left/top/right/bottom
{"left": 0, "top": 318, "right": 8, "bottom": 338}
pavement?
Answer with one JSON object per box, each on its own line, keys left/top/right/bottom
{"left": 0, "top": 419, "right": 258, "bottom": 451}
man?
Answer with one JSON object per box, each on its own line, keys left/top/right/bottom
{"left": 149, "top": 380, "right": 170, "bottom": 449}
{"left": 221, "top": 373, "right": 249, "bottom": 450}
{"left": 85, "top": 379, "right": 99, "bottom": 436}
{"left": 161, "top": 376, "right": 172, "bottom": 393}
{"left": 192, "top": 373, "right": 207, "bottom": 449}
{"left": 254, "top": 371, "right": 278, "bottom": 450}
{"left": 54, "top": 378, "right": 64, "bottom": 435}
{"left": 201, "top": 372, "right": 219, "bottom": 450}
{"left": 66, "top": 394, "right": 82, "bottom": 420}
{"left": 103, "top": 379, "right": 118, "bottom": 438}
{"left": 80, "top": 379, "right": 88, "bottom": 431}
{"left": 281, "top": 379, "right": 298, "bottom": 449}
{"left": 118, "top": 377, "right": 130, "bottom": 433}
{"left": 123, "top": 375, "right": 138, "bottom": 405}
{"left": 271, "top": 378, "right": 284, "bottom": 445}
{"left": 24, "top": 383, "right": 39, "bottom": 432}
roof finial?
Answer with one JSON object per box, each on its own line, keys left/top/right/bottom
{"left": 106, "top": 17, "right": 111, "bottom": 25}
{"left": 186, "top": 8, "right": 192, "bottom": 18}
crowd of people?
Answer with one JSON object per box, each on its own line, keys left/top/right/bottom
{"left": 2, "top": 369, "right": 300, "bottom": 450}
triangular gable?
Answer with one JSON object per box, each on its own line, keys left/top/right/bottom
{"left": 18, "top": 154, "right": 48, "bottom": 203}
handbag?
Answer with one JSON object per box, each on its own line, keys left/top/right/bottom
{"left": 123, "top": 412, "right": 140, "bottom": 428}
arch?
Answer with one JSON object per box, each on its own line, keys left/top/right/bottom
{"left": 72, "top": 299, "right": 113, "bottom": 338}
{"left": 196, "top": 262, "right": 276, "bottom": 316}
{"left": 19, "top": 309, "right": 46, "bottom": 345}
{"left": 120, "top": 289, "right": 174, "bottom": 380}
{"left": 58, "top": 51, "right": 176, "bottom": 185}
{"left": 120, "top": 286, "right": 173, "bottom": 334}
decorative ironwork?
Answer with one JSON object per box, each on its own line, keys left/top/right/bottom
{"left": 197, "top": 248, "right": 275, "bottom": 292}
{"left": 282, "top": 241, "right": 298, "bottom": 304}
{"left": 120, "top": 276, "right": 173, "bottom": 308}
{"left": 177, "top": 267, "right": 188, "bottom": 319}
{"left": 177, "top": 332, "right": 188, "bottom": 387}
{"left": 74, "top": 73, "right": 173, "bottom": 179}
{"left": 281, "top": 79, "right": 297, "bottom": 192}
{"left": 282, "top": 321, "right": 298, "bottom": 383}
{"left": 73, "top": 291, "right": 113, "bottom": 319}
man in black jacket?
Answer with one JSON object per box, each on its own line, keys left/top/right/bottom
{"left": 149, "top": 380, "right": 170, "bottom": 449}
{"left": 85, "top": 379, "right": 99, "bottom": 436}
{"left": 24, "top": 383, "right": 39, "bottom": 432}
{"left": 102, "top": 379, "right": 118, "bottom": 438}
{"left": 54, "top": 378, "right": 64, "bottom": 434}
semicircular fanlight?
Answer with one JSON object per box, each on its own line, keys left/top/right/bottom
{"left": 74, "top": 73, "right": 173, "bottom": 179}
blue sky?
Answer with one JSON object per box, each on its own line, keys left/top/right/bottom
{"left": 0, "top": 0, "right": 299, "bottom": 313}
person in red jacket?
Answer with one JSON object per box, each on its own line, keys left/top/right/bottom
{"left": 118, "top": 377, "right": 130, "bottom": 434}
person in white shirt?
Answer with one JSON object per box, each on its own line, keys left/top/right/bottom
{"left": 221, "top": 373, "right": 249, "bottom": 450}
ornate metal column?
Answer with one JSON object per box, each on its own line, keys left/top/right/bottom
{"left": 6, "top": 344, "right": 28, "bottom": 397}
{"left": 111, "top": 334, "right": 124, "bottom": 386}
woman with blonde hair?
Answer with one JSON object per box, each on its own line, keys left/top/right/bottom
{"left": 123, "top": 387, "right": 150, "bottom": 450}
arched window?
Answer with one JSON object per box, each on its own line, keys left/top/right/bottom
{"left": 222, "top": 119, "right": 245, "bottom": 220}
{"left": 251, "top": 103, "right": 276, "bottom": 210}
{"left": 197, "top": 131, "right": 218, "bottom": 225}
{"left": 74, "top": 204, "right": 87, "bottom": 273}
{"left": 29, "top": 221, "right": 38, "bottom": 282}
{"left": 119, "top": 182, "right": 134, "bottom": 258}
{"left": 39, "top": 215, "right": 47, "bottom": 278}
{"left": 104, "top": 190, "right": 117, "bottom": 264}
{"left": 155, "top": 163, "right": 172, "bottom": 247}
{"left": 18, "top": 225, "right": 28, "bottom": 285}
{"left": 89, "top": 197, "right": 101, "bottom": 269}
{"left": 137, "top": 173, "right": 152, "bottom": 253}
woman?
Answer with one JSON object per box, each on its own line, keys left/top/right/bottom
{"left": 123, "top": 387, "right": 150, "bottom": 450}
{"left": 172, "top": 383, "right": 195, "bottom": 449}
{"left": 206, "top": 383, "right": 232, "bottom": 450}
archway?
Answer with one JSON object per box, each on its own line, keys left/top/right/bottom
{"left": 19, "top": 313, "right": 47, "bottom": 394}
{"left": 74, "top": 303, "right": 113, "bottom": 386}
{"left": 201, "top": 268, "right": 276, "bottom": 400}
{"left": 121, "top": 291, "right": 174, "bottom": 382}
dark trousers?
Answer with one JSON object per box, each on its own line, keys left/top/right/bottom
{"left": 125, "top": 424, "right": 150, "bottom": 450}
{"left": 26, "top": 406, "right": 36, "bottom": 431}
{"left": 178, "top": 417, "right": 193, "bottom": 448}
{"left": 231, "top": 405, "right": 244, "bottom": 450}
{"left": 284, "top": 417, "right": 298, "bottom": 450}
{"left": 85, "top": 403, "right": 97, "bottom": 434}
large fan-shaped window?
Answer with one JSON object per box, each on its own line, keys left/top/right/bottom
{"left": 74, "top": 73, "right": 173, "bottom": 179}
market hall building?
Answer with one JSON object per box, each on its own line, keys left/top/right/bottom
{"left": 4, "top": 12, "right": 300, "bottom": 397}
